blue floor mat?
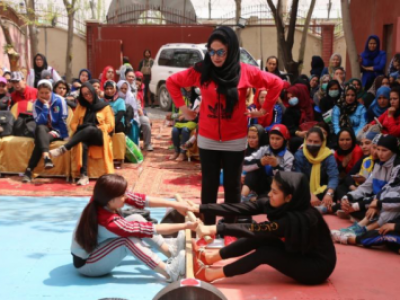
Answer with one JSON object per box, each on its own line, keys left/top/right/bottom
{"left": 0, "top": 196, "right": 169, "bottom": 300}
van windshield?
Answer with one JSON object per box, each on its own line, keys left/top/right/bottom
{"left": 240, "top": 49, "right": 258, "bottom": 67}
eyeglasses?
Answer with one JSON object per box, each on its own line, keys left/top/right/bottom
{"left": 136, "top": 78, "right": 142, "bottom": 82}
{"left": 208, "top": 49, "right": 227, "bottom": 57}
{"left": 58, "top": 87, "right": 67, "bottom": 90}
{"left": 107, "top": 70, "right": 114, "bottom": 74}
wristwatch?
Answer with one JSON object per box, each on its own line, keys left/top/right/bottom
{"left": 326, "top": 192, "right": 334, "bottom": 197}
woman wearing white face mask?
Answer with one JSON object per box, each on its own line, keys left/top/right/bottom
{"left": 294, "top": 127, "right": 339, "bottom": 212}
{"left": 282, "top": 83, "right": 314, "bottom": 153}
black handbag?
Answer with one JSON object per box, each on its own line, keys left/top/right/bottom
{"left": 13, "top": 113, "right": 36, "bottom": 138}
{"left": 0, "top": 111, "right": 15, "bottom": 137}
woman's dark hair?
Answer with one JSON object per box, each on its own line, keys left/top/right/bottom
{"left": 306, "top": 126, "right": 325, "bottom": 142}
{"left": 393, "top": 53, "right": 400, "bottom": 62}
{"left": 123, "top": 56, "right": 130, "bottom": 64}
{"left": 53, "top": 80, "right": 70, "bottom": 95}
{"left": 125, "top": 68, "right": 134, "bottom": 77}
{"left": 293, "top": 74, "right": 311, "bottom": 91}
{"left": 273, "top": 171, "right": 295, "bottom": 197}
{"left": 391, "top": 86, "right": 400, "bottom": 96}
{"left": 265, "top": 56, "right": 281, "bottom": 76}
{"left": 76, "top": 174, "right": 128, "bottom": 253}
{"left": 89, "top": 79, "right": 100, "bottom": 85}
{"left": 315, "top": 121, "right": 330, "bottom": 137}
{"left": 143, "top": 49, "right": 151, "bottom": 57}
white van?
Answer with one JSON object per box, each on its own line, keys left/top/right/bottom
{"left": 149, "top": 43, "right": 259, "bottom": 111}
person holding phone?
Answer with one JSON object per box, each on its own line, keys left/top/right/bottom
{"left": 22, "top": 79, "right": 69, "bottom": 183}
{"left": 336, "top": 135, "right": 400, "bottom": 235}
{"left": 242, "top": 124, "right": 294, "bottom": 201}
{"left": 293, "top": 127, "right": 339, "bottom": 214}
{"left": 334, "top": 132, "right": 380, "bottom": 203}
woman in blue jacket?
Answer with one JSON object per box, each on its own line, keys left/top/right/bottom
{"left": 332, "top": 85, "right": 367, "bottom": 136}
{"left": 22, "top": 79, "right": 69, "bottom": 183}
{"left": 360, "top": 35, "right": 386, "bottom": 90}
{"left": 294, "top": 127, "right": 339, "bottom": 210}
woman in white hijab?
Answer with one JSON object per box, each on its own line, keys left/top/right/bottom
{"left": 117, "top": 80, "right": 140, "bottom": 145}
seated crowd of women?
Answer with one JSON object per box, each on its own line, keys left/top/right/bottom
{"left": 242, "top": 45, "right": 400, "bottom": 256}
{"left": 0, "top": 54, "right": 154, "bottom": 185}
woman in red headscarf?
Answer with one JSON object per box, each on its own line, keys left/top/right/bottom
{"left": 282, "top": 83, "right": 315, "bottom": 152}
{"left": 250, "top": 88, "right": 284, "bottom": 131}
{"left": 100, "top": 66, "right": 115, "bottom": 91}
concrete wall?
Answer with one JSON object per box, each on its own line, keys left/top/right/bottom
{"left": 241, "top": 25, "right": 346, "bottom": 76}
{"left": 37, "top": 27, "right": 87, "bottom": 78}
{"left": 333, "top": 35, "right": 347, "bottom": 70}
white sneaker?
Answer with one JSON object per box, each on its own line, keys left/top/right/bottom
{"left": 331, "top": 230, "right": 355, "bottom": 245}
{"left": 165, "top": 230, "right": 186, "bottom": 257}
{"left": 77, "top": 175, "right": 89, "bottom": 186}
{"left": 49, "top": 146, "right": 66, "bottom": 158}
{"left": 144, "top": 144, "right": 154, "bottom": 151}
{"left": 165, "top": 250, "right": 186, "bottom": 282}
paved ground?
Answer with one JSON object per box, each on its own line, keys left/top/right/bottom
{"left": 1, "top": 108, "right": 399, "bottom": 300}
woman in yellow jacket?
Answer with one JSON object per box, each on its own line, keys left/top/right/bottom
{"left": 50, "top": 82, "right": 115, "bottom": 185}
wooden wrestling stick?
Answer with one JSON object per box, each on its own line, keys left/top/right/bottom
{"left": 175, "top": 194, "right": 213, "bottom": 244}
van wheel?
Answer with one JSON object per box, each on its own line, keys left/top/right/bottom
{"left": 158, "top": 83, "right": 172, "bottom": 111}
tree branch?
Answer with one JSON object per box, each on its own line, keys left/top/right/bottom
{"left": 298, "top": 0, "right": 316, "bottom": 73}
{"left": 286, "top": 0, "right": 299, "bottom": 50}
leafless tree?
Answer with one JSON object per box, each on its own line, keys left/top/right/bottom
{"left": 266, "top": 0, "right": 316, "bottom": 81}
{"left": 62, "top": 0, "right": 79, "bottom": 83}
{"left": 24, "top": 0, "right": 39, "bottom": 60}
{"left": 340, "top": 0, "right": 360, "bottom": 78}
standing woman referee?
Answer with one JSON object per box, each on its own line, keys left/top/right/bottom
{"left": 167, "top": 26, "right": 284, "bottom": 233}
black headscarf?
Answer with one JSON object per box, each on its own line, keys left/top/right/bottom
{"left": 319, "top": 79, "right": 342, "bottom": 113}
{"left": 310, "top": 56, "right": 325, "bottom": 78}
{"left": 336, "top": 128, "right": 357, "bottom": 156}
{"left": 248, "top": 124, "right": 268, "bottom": 145}
{"left": 265, "top": 172, "right": 321, "bottom": 254}
{"left": 33, "top": 53, "right": 48, "bottom": 88}
{"left": 337, "top": 85, "right": 358, "bottom": 129}
{"left": 194, "top": 26, "right": 241, "bottom": 114}
{"left": 78, "top": 82, "right": 108, "bottom": 124}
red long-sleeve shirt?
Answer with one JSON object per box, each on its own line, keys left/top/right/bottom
{"left": 11, "top": 86, "right": 37, "bottom": 104}
{"left": 371, "top": 110, "right": 400, "bottom": 137}
{"left": 166, "top": 63, "right": 284, "bottom": 142}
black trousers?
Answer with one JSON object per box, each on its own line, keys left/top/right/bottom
{"left": 28, "top": 125, "right": 59, "bottom": 170}
{"left": 220, "top": 237, "right": 335, "bottom": 285}
{"left": 244, "top": 169, "right": 271, "bottom": 197}
{"left": 115, "top": 122, "right": 125, "bottom": 133}
{"left": 199, "top": 148, "right": 245, "bottom": 225}
{"left": 64, "top": 126, "right": 103, "bottom": 176}
{"left": 143, "top": 75, "right": 154, "bottom": 105}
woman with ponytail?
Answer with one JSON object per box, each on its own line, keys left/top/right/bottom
{"left": 166, "top": 26, "right": 284, "bottom": 246}
{"left": 71, "top": 174, "right": 196, "bottom": 282}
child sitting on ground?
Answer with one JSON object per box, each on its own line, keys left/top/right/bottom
{"left": 71, "top": 174, "right": 195, "bottom": 282}
{"left": 241, "top": 124, "right": 294, "bottom": 201}
{"left": 334, "top": 135, "right": 400, "bottom": 237}
{"left": 168, "top": 87, "right": 199, "bottom": 161}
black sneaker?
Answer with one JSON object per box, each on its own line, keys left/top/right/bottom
{"left": 22, "top": 169, "right": 32, "bottom": 183}
{"left": 44, "top": 156, "right": 54, "bottom": 169}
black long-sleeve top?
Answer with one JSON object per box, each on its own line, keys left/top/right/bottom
{"left": 200, "top": 199, "right": 336, "bottom": 262}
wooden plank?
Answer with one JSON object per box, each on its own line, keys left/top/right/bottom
{"left": 175, "top": 193, "right": 213, "bottom": 244}
{"left": 185, "top": 216, "right": 195, "bottom": 279}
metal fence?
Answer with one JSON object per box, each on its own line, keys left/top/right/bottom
{"left": 1, "top": 0, "right": 89, "bottom": 36}
{"left": 106, "top": 4, "right": 197, "bottom": 25}
{"left": 216, "top": 4, "right": 343, "bottom": 37}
